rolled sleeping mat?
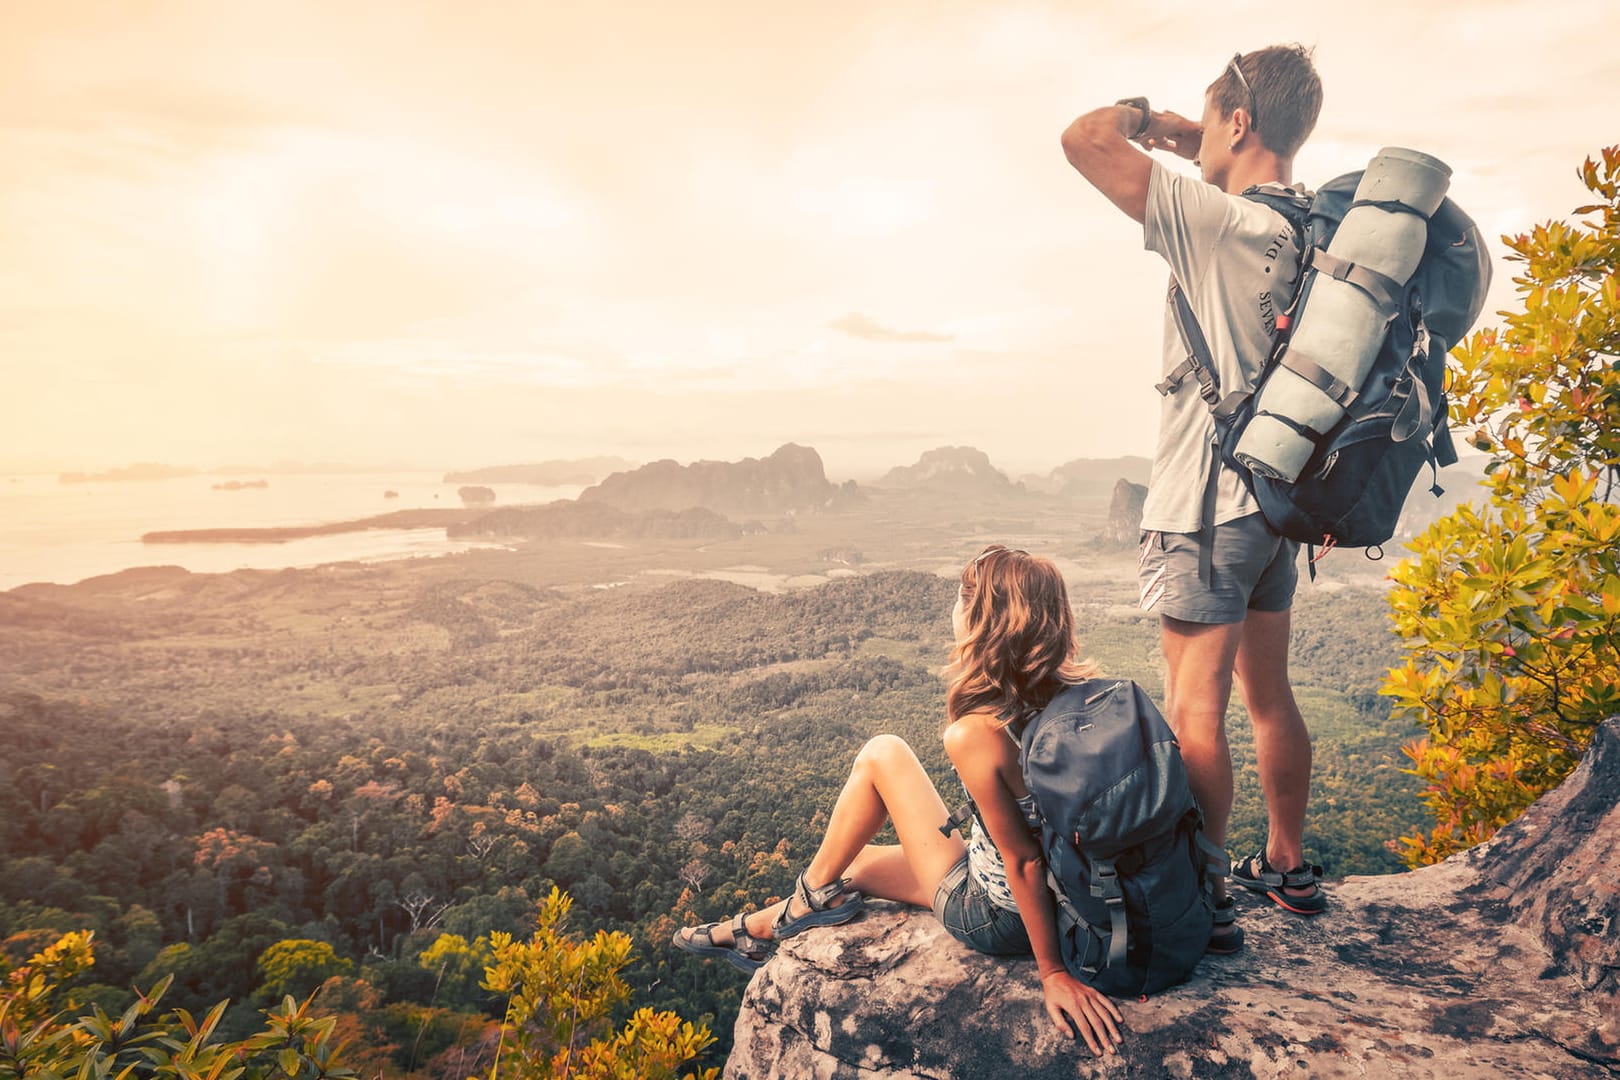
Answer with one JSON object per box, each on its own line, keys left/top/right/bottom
{"left": 1233, "top": 148, "right": 1452, "bottom": 481}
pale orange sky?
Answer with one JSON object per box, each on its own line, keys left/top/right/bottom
{"left": 3, "top": 1, "right": 1614, "bottom": 479}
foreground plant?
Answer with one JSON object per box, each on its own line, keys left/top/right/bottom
{"left": 1, "top": 927, "right": 354, "bottom": 1080}
{"left": 4, "top": 885, "right": 715, "bottom": 1080}
{"left": 481, "top": 888, "right": 717, "bottom": 1080}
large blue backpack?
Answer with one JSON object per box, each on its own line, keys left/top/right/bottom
{"left": 947, "top": 679, "right": 1217, "bottom": 996}
{"left": 1167, "top": 173, "right": 1492, "bottom": 556}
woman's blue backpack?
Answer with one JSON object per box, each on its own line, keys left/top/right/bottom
{"left": 947, "top": 679, "right": 1218, "bottom": 996}
{"left": 1021, "top": 679, "right": 1217, "bottom": 996}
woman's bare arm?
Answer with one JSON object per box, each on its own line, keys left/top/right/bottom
{"left": 944, "top": 717, "right": 1123, "bottom": 1056}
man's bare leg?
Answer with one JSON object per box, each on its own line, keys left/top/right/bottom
{"left": 1234, "top": 607, "right": 1315, "bottom": 897}
{"left": 1159, "top": 614, "right": 1246, "bottom": 901}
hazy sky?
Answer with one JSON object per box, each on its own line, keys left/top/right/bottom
{"left": 3, "top": 1, "right": 1615, "bottom": 479}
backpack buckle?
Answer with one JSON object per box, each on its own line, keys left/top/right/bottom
{"left": 1090, "top": 863, "right": 1122, "bottom": 901}
{"left": 1157, "top": 357, "right": 1196, "bottom": 397}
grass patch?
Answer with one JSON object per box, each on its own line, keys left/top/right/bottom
{"left": 853, "top": 637, "right": 937, "bottom": 663}
{"left": 581, "top": 725, "right": 740, "bottom": 752}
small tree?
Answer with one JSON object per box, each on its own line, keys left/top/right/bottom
{"left": 481, "top": 888, "right": 717, "bottom": 1080}
{"left": 417, "top": 931, "right": 496, "bottom": 1010}
{"left": 1384, "top": 147, "right": 1620, "bottom": 866}
{"left": 256, "top": 939, "right": 354, "bottom": 1004}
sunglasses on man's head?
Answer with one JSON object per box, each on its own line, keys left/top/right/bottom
{"left": 1229, "top": 53, "right": 1260, "bottom": 135}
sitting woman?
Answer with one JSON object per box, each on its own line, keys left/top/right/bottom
{"left": 673, "top": 545, "right": 1124, "bottom": 1056}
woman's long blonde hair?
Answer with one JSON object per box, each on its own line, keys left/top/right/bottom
{"left": 945, "top": 545, "right": 1096, "bottom": 725}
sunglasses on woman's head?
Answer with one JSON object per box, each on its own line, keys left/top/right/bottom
{"left": 972, "top": 546, "right": 1028, "bottom": 568}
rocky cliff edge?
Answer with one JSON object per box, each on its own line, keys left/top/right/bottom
{"left": 727, "top": 719, "right": 1620, "bottom": 1079}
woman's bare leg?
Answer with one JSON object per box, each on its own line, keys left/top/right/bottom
{"left": 806, "top": 734, "right": 965, "bottom": 900}
{"left": 688, "top": 734, "right": 965, "bottom": 946}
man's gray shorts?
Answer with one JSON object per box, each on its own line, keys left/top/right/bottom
{"left": 1137, "top": 512, "right": 1300, "bottom": 625}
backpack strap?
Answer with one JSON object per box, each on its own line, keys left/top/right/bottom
{"left": 1347, "top": 197, "right": 1428, "bottom": 218}
{"left": 1309, "top": 250, "right": 1404, "bottom": 320}
{"left": 1195, "top": 830, "right": 1229, "bottom": 913}
{"left": 1089, "top": 859, "right": 1128, "bottom": 969}
{"left": 1165, "top": 282, "right": 1233, "bottom": 588}
{"left": 1043, "top": 868, "right": 1104, "bottom": 976}
{"left": 1160, "top": 189, "right": 1313, "bottom": 584}
{"left": 1277, "top": 351, "right": 1360, "bottom": 410}
{"left": 1159, "top": 283, "right": 1223, "bottom": 407}
{"left": 1197, "top": 461, "right": 1220, "bottom": 586}
{"left": 1241, "top": 184, "right": 1314, "bottom": 243}
{"left": 938, "top": 800, "right": 976, "bottom": 839}
{"left": 1158, "top": 186, "right": 1311, "bottom": 406}
{"left": 946, "top": 791, "right": 1121, "bottom": 972}
{"left": 1392, "top": 370, "right": 1431, "bottom": 443}
{"left": 1196, "top": 834, "right": 1230, "bottom": 876}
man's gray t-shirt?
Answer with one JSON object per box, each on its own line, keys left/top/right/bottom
{"left": 1140, "top": 160, "right": 1302, "bottom": 534}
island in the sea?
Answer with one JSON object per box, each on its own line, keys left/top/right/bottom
{"left": 60, "top": 463, "right": 198, "bottom": 484}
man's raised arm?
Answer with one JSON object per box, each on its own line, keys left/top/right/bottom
{"left": 1060, "top": 103, "right": 1201, "bottom": 224}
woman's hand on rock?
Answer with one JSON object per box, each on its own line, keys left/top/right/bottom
{"left": 1039, "top": 969, "right": 1124, "bottom": 1056}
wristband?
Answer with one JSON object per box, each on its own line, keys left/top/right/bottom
{"left": 1114, "top": 97, "right": 1152, "bottom": 140}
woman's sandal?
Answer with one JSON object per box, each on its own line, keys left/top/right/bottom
{"left": 770, "top": 872, "right": 865, "bottom": 940}
{"left": 1231, "top": 850, "right": 1327, "bottom": 916}
{"left": 671, "top": 913, "right": 774, "bottom": 973}
{"left": 671, "top": 873, "right": 864, "bottom": 972}
{"left": 1206, "top": 896, "right": 1245, "bottom": 955}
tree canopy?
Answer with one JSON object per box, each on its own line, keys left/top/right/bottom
{"left": 1385, "top": 146, "right": 1620, "bottom": 865}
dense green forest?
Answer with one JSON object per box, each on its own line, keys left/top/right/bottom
{"left": 0, "top": 542, "right": 1424, "bottom": 1075}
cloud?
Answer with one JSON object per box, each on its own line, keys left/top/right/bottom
{"left": 827, "top": 312, "right": 954, "bottom": 344}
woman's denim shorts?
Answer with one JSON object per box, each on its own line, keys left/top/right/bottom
{"left": 932, "top": 856, "right": 1032, "bottom": 956}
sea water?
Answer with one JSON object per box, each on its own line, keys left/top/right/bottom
{"left": 0, "top": 472, "right": 584, "bottom": 591}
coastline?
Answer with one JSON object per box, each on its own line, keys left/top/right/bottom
{"left": 140, "top": 507, "right": 488, "bottom": 544}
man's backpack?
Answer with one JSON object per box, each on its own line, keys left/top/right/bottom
{"left": 946, "top": 679, "right": 1218, "bottom": 996}
{"left": 1168, "top": 167, "right": 1492, "bottom": 558}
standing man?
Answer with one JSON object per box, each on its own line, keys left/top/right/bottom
{"left": 1060, "top": 46, "right": 1327, "bottom": 951}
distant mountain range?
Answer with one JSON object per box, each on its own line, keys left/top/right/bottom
{"left": 565, "top": 443, "right": 1151, "bottom": 510}
{"left": 869, "top": 446, "right": 1150, "bottom": 500}
{"left": 442, "top": 457, "right": 639, "bottom": 486}
{"left": 1026, "top": 455, "right": 1153, "bottom": 498}
{"left": 873, "top": 446, "right": 1016, "bottom": 492}
{"left": 578, "top": 443, "right": 841, "bottom": 516}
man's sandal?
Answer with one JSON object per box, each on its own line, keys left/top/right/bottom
{"left": 672, "top": 913, "right": 774, "bottom": 973}
{"left": 771, "top": 871, "right": 865, "bottom": 939}
{"left": 1206, "top": 896, "right": 1245, "bottom": 954}
{"left": 1232, "top": 850, "right": 1327, "bottom": 916}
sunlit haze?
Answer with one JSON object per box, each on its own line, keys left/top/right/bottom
{"left": 4, "top": 1, "right": 1614, "bottom": 479}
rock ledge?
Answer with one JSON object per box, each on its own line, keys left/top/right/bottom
{"left": 727, "top": 720, "right": 1620, "bottom": 1079}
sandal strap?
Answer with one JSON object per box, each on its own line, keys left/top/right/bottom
{"left": 1241, "top": 851, "right": 1323, "bottom": 890}
{"left": 795, "top": 871, "right": 850, "bottom": 913}
{"left": 772, "top": 871, "right": 849, "bottom": 936}
{"left": 1211, "top": 896, "right": 1237, "bottom": 927}
{"left": 729, "top": 913, "right": 771, "bottom": 961}
{"left": 1237, "top": 851, "right": 1277, "bottom": 883}
{"left": 1280, "top": 864, "right": 1323, "bottom": 889}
